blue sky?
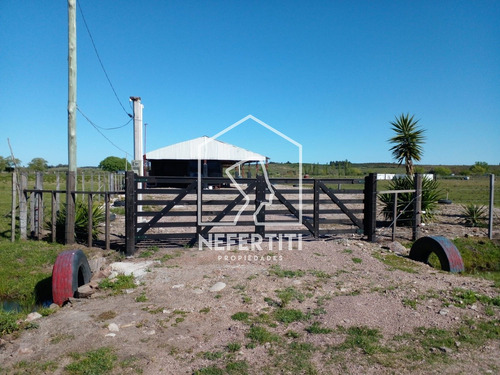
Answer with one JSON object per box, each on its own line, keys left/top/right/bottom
{"left": 1, "top": 0, "right": 499, "bottom": 167}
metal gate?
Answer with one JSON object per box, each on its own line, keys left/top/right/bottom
{"left": 125, "top": 172, "right": 377, "bottom": 255}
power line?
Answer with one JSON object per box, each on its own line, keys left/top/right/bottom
{"left": 77, "top": 106, "right": 131, "bottom": 157}
{"left": 77, "top": 0, "right": 132, "bottom": 118}
{"left": 77, "top": 107, "right": 133, "bottom": 130}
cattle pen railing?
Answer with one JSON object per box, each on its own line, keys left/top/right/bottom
{"left": 11, "top": 171, "right": 123, "bottom": 249}
{"left": 124, "top": 172, "right": 378, "bottom": 255}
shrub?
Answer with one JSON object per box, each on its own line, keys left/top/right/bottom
{"left": 460, "top": 204, "right": 487, "bottom": 227}
{"left": 49, "top": 201, "right": 105, "bottom": 243}
{"left": 379, "top": 175, "right": 441, "bottom": 225}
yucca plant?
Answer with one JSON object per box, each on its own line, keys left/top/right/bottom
{"left": 48, "top": 202, "right": 105, "bottom": 243}
{"left": 460, "top": 204, "right": 487, "bottom": 227}
{"left": 379, "top": 176, "right": 442, "bottom": 225}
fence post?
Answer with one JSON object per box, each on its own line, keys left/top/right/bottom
{"left": 51, "top": 192, "right": 57, "bottom": 243}
{"left": 255, "top": 175, "right": 266, "bottom": 237}
{"left": 105, "top": 192, "right": 111, "bottom": 251}
{"left": 392, "top": 192, "right": 398, "bottom": 242}
{"left": 11, "top": 172, "right": 17, "bottom": 242}
{"left": 65, "top": 171, "right": 76, "bottom": 244}
{"left": 364, "top": 173, "right": 377, "bottom": 241}
{"left": 489, "top": 174, "right": 495, "bottom": 240}
{"left": 35, "top": 172, "right": 43, "bottom": 240}
{"left": 412, "top": 173, "right": 423, "bottom": 241}
{"left": 313, "top": 179, "right": 320, "bottom": 238}
{"left": 56, "top": 173, "right": 60, "bottom": 212}
{"left": 125, "top": 171, "right": 136, "bottom": 256}
{"left": 19, "top": 173, "right": 28, "bottom": 240}
{"left": 87, "top": 193, "right": 93, "bottom": 248}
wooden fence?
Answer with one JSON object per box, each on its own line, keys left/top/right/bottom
{"left": 11, "top": 171, "right": 123, "bottom": 249}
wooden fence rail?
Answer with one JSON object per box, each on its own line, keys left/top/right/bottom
{"left": 11, "top": 171, "right": 123, "bottom": 249}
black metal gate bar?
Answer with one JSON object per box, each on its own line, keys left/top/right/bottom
{"left": 136, "top": 180, "right": 197, "bottom": 237}
{"left": 124, "top": 174, "right": 375, "bottom": 254}
{"left": 198, "top": 181, "right": 257, "bottom": 238}
{"left": 318, "top": 180, "right": 363, "bottom": 229}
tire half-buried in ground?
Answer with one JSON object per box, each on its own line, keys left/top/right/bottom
{"left": 52, "top": 249, "right": 92, "bottom": 306}
{"left": 409, "top": 236, "right": 465, "bottom": 273}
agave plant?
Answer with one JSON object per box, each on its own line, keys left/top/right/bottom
{"left": 379, "top": 175, "right": 442, "bottom": 225}
{"left": 48, "top": 201, "right": 105, "bottom": 243}
{"left": 460, "top": 204, "right": 487, "bottom": 227}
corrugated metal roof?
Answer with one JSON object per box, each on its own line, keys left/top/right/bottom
{"left": 146, "top": 136, "right": 267, "bottom": 161}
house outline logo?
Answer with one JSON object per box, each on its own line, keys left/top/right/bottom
{"left": 196, "top": 115, "right": 302, "bottom": 227}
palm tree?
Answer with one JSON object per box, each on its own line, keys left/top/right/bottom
{"left": 388, "top": 113, "right": 425, "bottom": 175}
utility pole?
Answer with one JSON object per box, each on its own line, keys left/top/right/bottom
{"left": 66, "top": 0, "right": 77, "bottom": 244}
{"left": 130, "top": 97, "right": 143, "bottom": 221}
{"left": 130, "top": 97, "right": 144, "bottom": 176}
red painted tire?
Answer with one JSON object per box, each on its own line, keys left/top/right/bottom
{"left": 52, "top": 249, "right": 92, "bottom": 306}
{"left": 409, "top": 236, "right": 464, "bottom": 273}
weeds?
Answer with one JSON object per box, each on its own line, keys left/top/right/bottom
{"left": 246, "top": 326, "right": 280, "bottom": 344}
{"left": 306, "top": 322, "right": 333, "bottom": 334}
{"left": 274, "top": 308, "right": 307, "bottom": 324}
{"left": 373, "top": 252, "right": 418, "bottom": 273}
{"left": 269, "top": 265, "right": 305, "bottom": 278}
{"left": 65, "top": 347, "right": 116, "bottom": 375}
{"left": 99, "top": 274, "right": 136, "bottom": 294}
{"left": 336, "top": 326, "right": 383, "bottom": 355}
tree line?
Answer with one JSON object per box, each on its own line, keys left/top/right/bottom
{"left": 0, "top": 156, "right": 131, "bottom": 173}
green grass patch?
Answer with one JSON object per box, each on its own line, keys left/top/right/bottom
{"left": 336, "top": 326, "right": 383, "bottom": 355}
{"left": 453, "top": 238, "right": 500, "bottom": 287}
{"left": 225, "top": 360, "right": 249, "bottom": 375}
{"left": 402, "top": 298, "right": 418, "bottom": 309}
{"left": 0, "top": 240, "right": 65, "bottom": 310}
{"left": 246, "top": 325, "right": 280, "bottom": 344}
{"left": 305, "top": 322, "right": 333, "bottom": 334}
{"left": 226, "top": 342, "right": 241, "bottom": 352}
{"left": 373, "top": 252, "right": 419, "bottom": 273}
{"left": 276, "top": 286, "right": 305, "bottom": 307}
{"left": 274, "top": 308, "right": 307, "bottom": 324}
{"left": 203, "top": 351, "right": 224, "bottom": 360}
{"left": 65, "top": 347, "right": 117, "bottom": 375}
{"left": 269, "top": 265, "right": 305, "bottom": 278}
{"left": 447, "top": 288, "right": 500, "bottom": 308}
{"left": 0, "top": 310, "right": 20, "bottom": 337}
{"left": 231, "top": 311, "right": 252, "bottom": 323}
{"left": 10, "top": 359, "right": 59, "bottom": 374}
{"left": 135, "top": 292, "right": 148, "bottom": 302}
{"left": 98, "top": 274, "right": 136, "bottom": 293}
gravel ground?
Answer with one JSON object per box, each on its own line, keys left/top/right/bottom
{"left": 0, "top": 202, "right": 499, "bottom": 374}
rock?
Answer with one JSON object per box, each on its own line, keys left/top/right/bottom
{"left": 105, "top": 333, "right": 116, "bottom": 337}
{"left": 77, "top": 284, "right": 95, "bottom": 298}
{"left": 144, "top": 329, "right": 156, "bottom": 335}
{"left": 172, "top": 284, "right": 185, "bottom": 289}
{"left": 91, "top": 268, "right": 111, "bottom": 282}
{"left": 439, "top": 309, "right": 449, "bottom": 316}
{"left": 389, "top": 241, "right": 408, "bottom": 255}
{"left": 110, "top": 261, "right": 157, "bottom": 279}
{"left": 25, "top": 312, "right": 42, "bottom": 322}
{"left": 88, "top": 280, "right": 99, "bottom": 289}
{"left": 108, "top": 323, "right": 120, "bottom": 332}
{"left": 49, "top": 303, "right": 59, "bottom": 310}
{"left": 209, "top": 282, "right": 226, "bottom": 292}
{"left": 88, "top": 257, "right": 107, "bottom": 273}
{"left": 439, "top": 346, "right": 452, "bottom": 354}
{"left": 17, "top": 345, "right": 34, "bottom": 355}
